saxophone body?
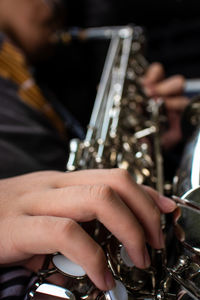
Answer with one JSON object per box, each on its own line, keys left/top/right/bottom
{"left": 67, "top": 26, "right": 164, "bottom": 193}
{"left": 29, "top": 26, "right": 200, "bottom": 300}
{"left": 170, "top": 102, "right": 200, "bottom": 300}
{"left": 66, "top": 25, "right": 166, "bottom": 299}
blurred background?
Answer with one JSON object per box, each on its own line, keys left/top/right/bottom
{"left": 35, "top": 0, "right": 200, "bottom": 127}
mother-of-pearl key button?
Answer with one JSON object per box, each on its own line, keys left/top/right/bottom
{"left": 52, "top": 255, "right": 86, "bottom": 277}
{"left": 106, "top": 280, "right": 128, "bottom": 300}
{"left": 120, "top": 246, "right": 134, "bottom": 268}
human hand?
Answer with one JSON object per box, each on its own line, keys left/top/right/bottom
{"left": 142, "top": 63, "right": 190, "bottom": 149}
{"left": 0, "top": 169, "right": 176, "bottom": 290}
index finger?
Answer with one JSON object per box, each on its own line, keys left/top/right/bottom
{"left": 22, "top": 184, "right": 151, "bottom": 269}
{"left": 150, "top": 75, "right": 185, "bottom": 97}
{"left": 52, "top": 169, "right": 174, "bottom": 248}
{"left": 142, "top": 62, "right": 165, "bottom": 86}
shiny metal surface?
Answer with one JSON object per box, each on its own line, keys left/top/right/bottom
{"left": 66, "top": 26, "right": 164, "bottom": 193}
{"left": 29, "top": 283, "right": 76, "bottom": 300}
{"left": 166, "top": 121, "right": 200, "bottom": 300}
{"left": 56, "top": 24, "right": 165, "bottom": 299}
{"left": 174, "top": 128, "right": 200, "bottom": 196}
{"left": 53, "top": 26, "right": 144, "bottom": 43}
{"left": 30, "top": 26, "right": 200, "bottom": 300}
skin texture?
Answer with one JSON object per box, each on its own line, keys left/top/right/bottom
{"left": 0, "top": 1, "right": 178, "bottom": 291}
{"left": 0, "top": 169, "right": 176, "bottom": 290}
{"left": 142, "top": 63, "right": 190, "bottom": 149}
{"left": 0, "top": 0, "right": 63, "bottom": 58}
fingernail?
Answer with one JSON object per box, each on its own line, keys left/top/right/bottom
{"left": 143, "top": 247, "right": 151, "bottom": 268}
{"left": 105, "top": 269, "right": 115, "bottom": 290}
{"left": 160, "top": 195, "right": 177, "bottom": 211}
{"left": 159, "top": 228, "right": 165, "bottom": 249}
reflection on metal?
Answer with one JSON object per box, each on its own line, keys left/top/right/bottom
{"left": 191, "top": 131, "right": 200, "bottom": 188}
{"left": 172, "top": 195, "right": 200, "bottom": 214}
{"left": 169, "top": 120, "right": 200, "bottom": 297}
{"left": 53, "top": 26, "right": 144, "bottom": 43}
{"left": 30, "top": 24, "right": 168, "bottom": 300}
{"left": 30, "top": 26, "right": 200, "bottom": 300}
{"left": 66, "top": 26, "right": 164, "bottom": 194}
{"left": 167, "top": 186, "right": 200, "bottom": 300}
{"left": 29, "top": 283, "right": 76, "bottom": 300}
{"left": 173, "top": 129, "right": 200, "bottom": 197}
{"left": 170, "top": 124, "right": 200, "bottom": 297}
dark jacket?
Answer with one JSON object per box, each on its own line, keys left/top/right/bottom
{"left": 0, "top": 77, "right": 68, "bottom": 178}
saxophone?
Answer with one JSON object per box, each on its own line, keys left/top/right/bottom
{"left": 29, "top": 26, "right": 200, "bottom": 300}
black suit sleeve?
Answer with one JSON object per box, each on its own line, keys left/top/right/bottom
{"left": 0, "top": 78, "right": 68, "bottom": 179}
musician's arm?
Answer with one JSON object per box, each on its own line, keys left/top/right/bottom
{"left": 0, "top": 77, "right": 67, "bottom": 179}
